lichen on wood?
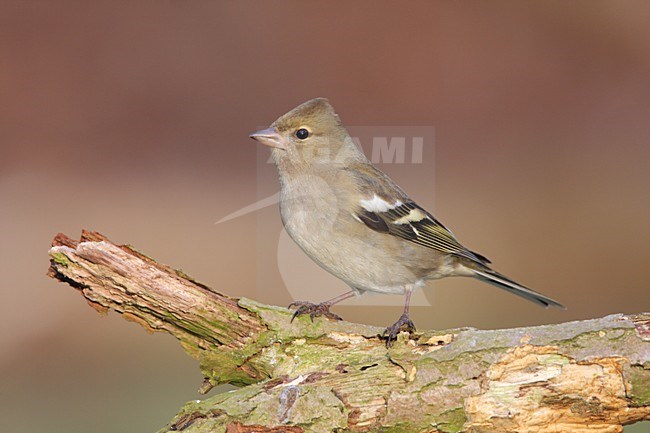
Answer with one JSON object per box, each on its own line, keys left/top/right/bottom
{"left": 48, "top": 231, "right": 650, "bottom": 433}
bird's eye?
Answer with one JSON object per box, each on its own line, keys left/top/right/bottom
{"left": 295, "top": 128, "right": 310, "bottom": 140}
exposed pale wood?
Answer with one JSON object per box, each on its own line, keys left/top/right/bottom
{"left": 48, "top": 231, "right": 650, "bottom": 433}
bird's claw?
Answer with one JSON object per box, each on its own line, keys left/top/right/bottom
{"left": 382, "top": 313, "right": 416, "bottom": 347}
{"left": 288, "top": 301, "right": 343, "bottom": 322}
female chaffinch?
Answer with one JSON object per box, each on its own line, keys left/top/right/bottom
{"left": 251, "top": 98, "right": 563, "bottom": 346}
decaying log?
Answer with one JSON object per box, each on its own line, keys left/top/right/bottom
{"left": 48, "top": 231, "right": 650, "bottom": 433}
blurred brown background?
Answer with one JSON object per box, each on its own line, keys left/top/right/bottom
{"left": 1, "top": 1, "right": 649, "bottom": 432}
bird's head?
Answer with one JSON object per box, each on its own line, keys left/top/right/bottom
{"left": 250, "top": 98, "right": 363, "bottom": 167}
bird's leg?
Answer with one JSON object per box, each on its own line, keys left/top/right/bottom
{"left": 288, "top": 290, "right": 356, "bottom": 322}
{"left": 383, "top": 286, "right": 416, "bottom": 347}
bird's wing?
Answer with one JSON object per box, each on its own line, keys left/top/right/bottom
{"left": 344, "top": 163, "right": 491, "bottom": 265}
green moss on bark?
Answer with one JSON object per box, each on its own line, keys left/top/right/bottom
{"left": 628, "top": 364, "right": 650, "bottom": 406}
{"left": 50, "top": 251, "right": 72, "bottom": 267}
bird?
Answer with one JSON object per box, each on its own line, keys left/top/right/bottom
{"left": 249, "top": 98, "right": 563, "bottom": 346}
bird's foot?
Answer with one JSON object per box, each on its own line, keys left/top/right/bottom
{"left": 288, "top": 301, "right": 343, "bottom": 322}
{"left": 382, "top": 313, "right": 416, "bottom": 347}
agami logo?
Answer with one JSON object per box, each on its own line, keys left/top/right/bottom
{"left": 218, "top": 126, "right": 436, "bottom": 307}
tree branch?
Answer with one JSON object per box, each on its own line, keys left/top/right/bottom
{"left": 48, "top": 231, "right": 650, "bottom": 433}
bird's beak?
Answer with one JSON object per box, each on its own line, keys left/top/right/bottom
{"left": 249, "top": 127, "right": 285, "bottom": 150}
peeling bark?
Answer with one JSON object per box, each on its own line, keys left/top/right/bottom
{"left": 48, "top": 231, "right": 650, "bottom": 433}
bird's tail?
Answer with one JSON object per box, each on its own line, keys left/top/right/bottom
{"left": 472, "top": 268, "right": 564, "bottom": 309}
